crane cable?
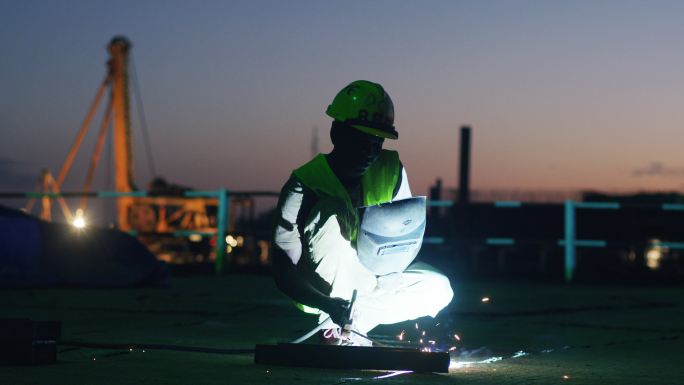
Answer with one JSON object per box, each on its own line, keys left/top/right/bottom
{"left": 129, "top": 52, "right": 157, "bottom": 178}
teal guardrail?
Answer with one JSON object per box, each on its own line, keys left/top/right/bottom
{"left": 4, "top": 193, "right": 682, "bottom": 279}
{"left": 425, "top": 199, "right": 683, "bottom": 283}
{"left": 662, "top": 204, "right": 684, "bottom": 211}
{"left": 4, "top": 189, "right": 233, "bottom": 274}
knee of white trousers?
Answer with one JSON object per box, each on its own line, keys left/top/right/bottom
{"left": 425, "top": 273, "right": 454, "bottom": 317}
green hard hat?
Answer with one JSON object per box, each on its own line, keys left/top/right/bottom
{"left": 326, "top": 80, "right": 398, "bottom": 140}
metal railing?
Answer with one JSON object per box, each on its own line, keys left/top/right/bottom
{"left": 425, "top": 199, "right": 684, "bottom": 282}
{"left": 0, "top": 189, "right": 279, "bottom": 274}
{"left": 3, "top": 190, "right": 682, "bottom": 280}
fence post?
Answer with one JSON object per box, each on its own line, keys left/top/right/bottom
{"left": 215, "top": 189, "right": 229, "bottom": 274}
{"left": 564, "top": 200, "right": 576, "bottom": 282}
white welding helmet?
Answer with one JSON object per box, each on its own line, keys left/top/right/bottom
{"left": 356, "top": 196, "right": 426, "bottom": 276}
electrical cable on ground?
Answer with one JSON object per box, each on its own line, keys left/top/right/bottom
{"left": 59, "top": 340, "right": 253, "bottom": 355}
{"left": 291, "top": 317, "right": 334, "bottom": 343}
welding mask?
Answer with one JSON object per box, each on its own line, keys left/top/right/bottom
{"left": 356, "top": 196, "right": 426, "bottom": 276}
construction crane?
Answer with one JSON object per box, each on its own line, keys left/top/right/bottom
{"left": 24, "top": 36, "right": 256, "bottom": 264}
{"left": 26, "top": 37, "right": 136, "bottom": 228}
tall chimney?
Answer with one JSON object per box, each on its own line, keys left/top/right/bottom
{"left": 458, "top": 126, "right": 471, "bottom": 203}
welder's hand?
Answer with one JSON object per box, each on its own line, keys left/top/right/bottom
{"left": 323, "top": 296, "right": 351, "bottom": 328}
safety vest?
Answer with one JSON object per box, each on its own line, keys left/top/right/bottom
{"left": 293, "top": 149, "right": 401, "bottom": 241}
{"left": 291, "top": 149, "right": 401, "bottom": 315}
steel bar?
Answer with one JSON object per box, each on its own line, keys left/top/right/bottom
{"left": 55, "top": 76, "right": 110, "bottom": 188}
{"left": 254, "top": 343, "right": 450, "bottom": 373}
{"left": 80, "top": 99, "right": 114, "bottom": 210}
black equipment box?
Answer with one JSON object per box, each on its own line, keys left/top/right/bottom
{"left": 0, "top": 318, "right": 61, "bottom": 365}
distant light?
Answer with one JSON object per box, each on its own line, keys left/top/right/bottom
{"left": 225, "top": 235, "right": 238, "bottom": 247}
{"left": 189, "top": 234, "right": 202, "bottom": 242}
{"left": 257, "top": 240, "right": 270, "bottom": 264}
{"left": 563, "top": 374, "right": 570, "bottom": 380}
{"left": 481, "top": 297, "right": 490, "bottom": 303}
{"left": 72, "top": 209, "right": 86, "bottom": 229}
{"left": 73, "top": 217, "right": 86, "bottom": 229}
{"left": 646, "top": 239, "right": 665, "bottom": 270}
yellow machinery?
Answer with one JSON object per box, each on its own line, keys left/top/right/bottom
{"left": 24, "top": 36, "right": 254, "bottom": 265}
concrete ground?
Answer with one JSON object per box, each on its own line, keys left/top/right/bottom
{"left": 1, "top": 274, "right": 683, "bottom": 384}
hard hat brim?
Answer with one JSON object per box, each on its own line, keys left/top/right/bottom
{"left": 351, "top": 124, "right": 398, "bottom": 140}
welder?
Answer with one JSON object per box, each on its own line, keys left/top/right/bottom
{"left": 272, "top": 80, "right": 453, "bottom": 346}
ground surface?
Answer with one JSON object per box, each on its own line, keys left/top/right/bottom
{"left": 1, "top": 274, "right": 683, "bottom": 384}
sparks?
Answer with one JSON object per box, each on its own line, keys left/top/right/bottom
{"left": 481, "top": 297, "right": 490, "bottom": 303}
{"left": 397, "top": 330, "right": 405, "bottom": 341}
{"left": 415, "top": 322, "right": 419, "bottom": 330}
{"left": 563, "top": 375, "right": 570, "bottom": 380}
{"left": 454, "top": 333, "right": 461, "bottom": 341}
{"left": 422, "top": 330, "right": 426, "bottom": 336}
{"left": 449, "top": 346, "right": 457, "bottom": 352}
{"left": 450, "top": 356, "right": 503, "bottom": 369}
{"left": 479, "top": 357, "right": 502, "bottom": 364}
{"left": 419, "top": 338, "right": 424, "bottom": 344}
{"left": 428, "top": 340, "right": 436, "bottom": 345}
{"left": 373, "top": 370, "right": 413, "bottom": 379}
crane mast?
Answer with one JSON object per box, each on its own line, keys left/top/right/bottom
{"left": 108, "top": 37, "right": 135, "bottom": 230}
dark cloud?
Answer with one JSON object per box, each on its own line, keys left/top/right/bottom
{"left": 0, "top": 158, "right": 38, "bottom": 190}
{"left": 632, "top": 162, "right": 684, "bottom": 178}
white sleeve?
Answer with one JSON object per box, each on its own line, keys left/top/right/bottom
{"left": 273, "top": 177, "right": 304, "bottom": 265}
{"left": 393, "top": 166, "right": 412, "bottom": 200}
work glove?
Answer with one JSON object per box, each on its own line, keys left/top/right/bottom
{"left": 323, "top": 296, "right": 351, "bottom": 328}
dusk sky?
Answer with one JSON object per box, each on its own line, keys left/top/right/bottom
{"left": 3, "top": 0, "right": 684, "bottom": 200}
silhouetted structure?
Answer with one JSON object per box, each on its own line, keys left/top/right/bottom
{"left": 458, "top": 126, "right": 471, "bottom": 203}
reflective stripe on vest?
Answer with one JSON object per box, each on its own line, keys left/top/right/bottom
{"left": 293, "top": 149, "right": 401, "bottom": 220}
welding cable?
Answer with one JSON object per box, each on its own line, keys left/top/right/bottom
{"left": 350, "top": 329, "right": 390, "bottom": 347}
{"left": 291, "top": 317, "right": 335, "bottom": 343}
{"left": 59, "top": 340, "right": 254, "bottom": 355}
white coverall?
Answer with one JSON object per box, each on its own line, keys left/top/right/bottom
{"left": 274, "top": 167, "right": 453, "bottom": 335}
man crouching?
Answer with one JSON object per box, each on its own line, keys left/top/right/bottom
{"left": 271, "top": 80, "right": 453, "bottom": 345}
